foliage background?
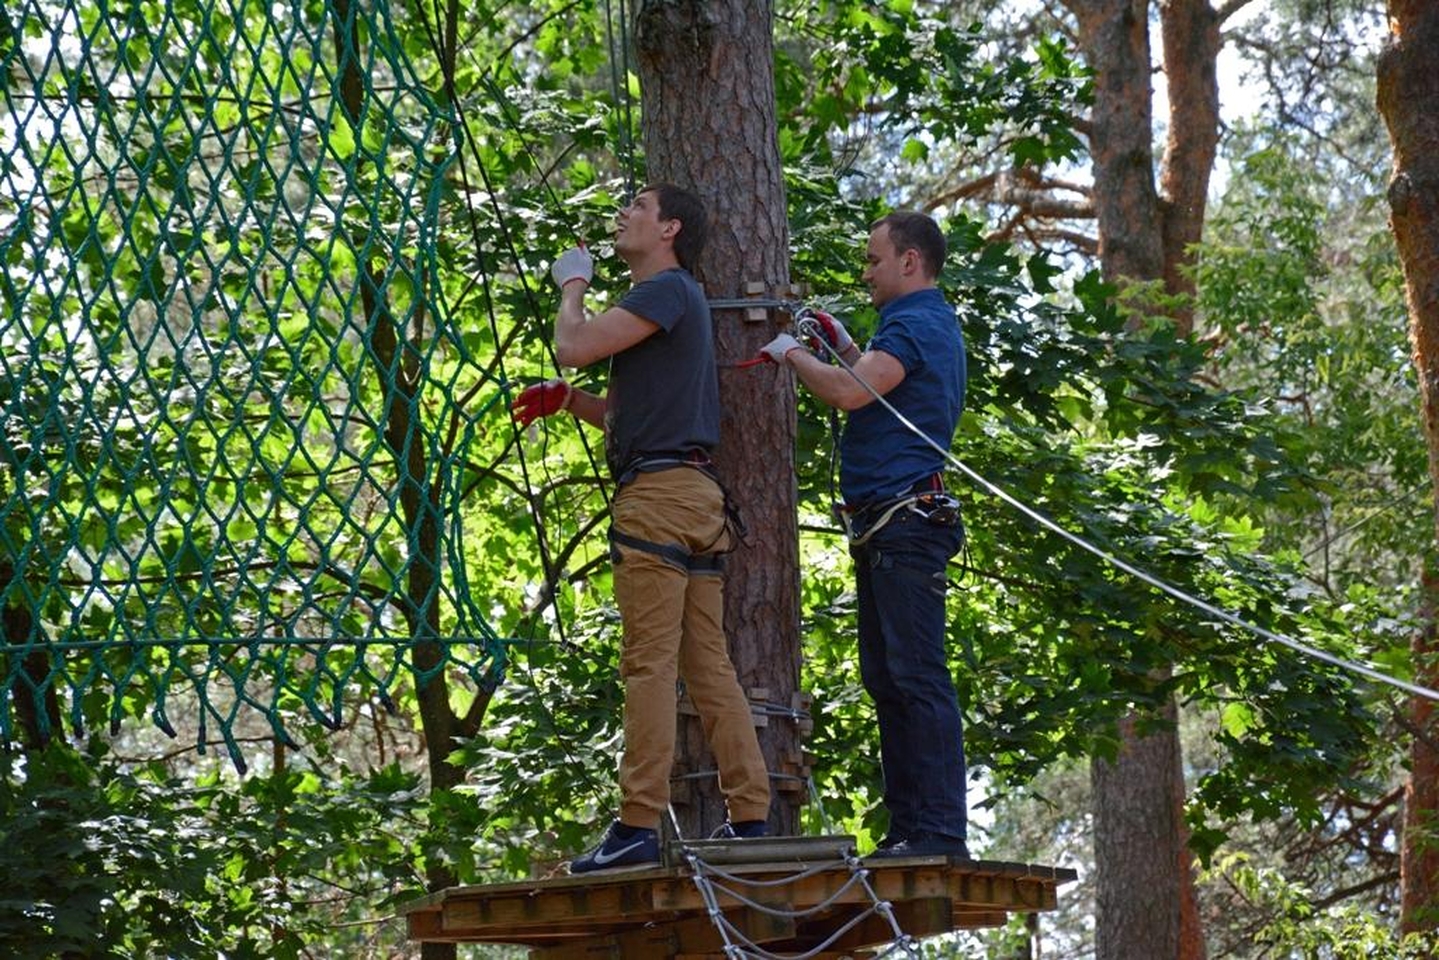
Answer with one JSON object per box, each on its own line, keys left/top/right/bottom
{"left": 0, "top": 0, "right": 1427, "bottom": 956}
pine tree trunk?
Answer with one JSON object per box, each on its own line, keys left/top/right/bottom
{"left": 1377, "top": 0, "right": 1439, "bottom": 933}
{"left": 1067, "top": 0, "right": 1215, "bottom": 954}
{"left": 1092, "top": 711, "right": 1182, "bottom": 956}
{"left": 1157, "top": 0, "right": 1221, "bottom": 338}
{"left": 1403, "top": 570, "right": 1439, "bottom": 932}
{"left": 632, "top": 0, "right": 802, "bottom": 838}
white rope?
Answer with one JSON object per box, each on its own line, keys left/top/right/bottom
{"left": 677, "top": 844, "right": 920, "bottom": 959}
{"left": 664, "top": 802, "right": 919, "bottom": 957}
{"left": 796, "top": 314, "right": 1439, "bottom": 704}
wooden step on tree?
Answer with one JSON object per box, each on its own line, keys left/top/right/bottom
{"left": 401, "top": 835, "right": 1077, "bottom": 958}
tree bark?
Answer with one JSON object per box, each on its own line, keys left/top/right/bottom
{"left": 1403, "top": 570, "right": 1439, "bottom": 933}
{"left": 1068, "top": 0, "right": 1164, "bottom": 286}
{"left": 632, "top": 0, "right": 802, "bottom": 838}
{"left": 1066, "top": 0, "right": 1215, "bottom": 955}
{"left": 1157, "top": 0, "right": 1221, "bottom": 337}
{"left": 1377, "top": 0, "right": 1439, "bottom": 934}
{"left": 1, "top": 559, "right": 61, "bottom": 749}
{"left": 1092, "top": 709, "right": 1183, "bottom": 957}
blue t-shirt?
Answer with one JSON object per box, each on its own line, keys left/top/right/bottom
{"left": 839, "top": 287, "right": 966, "bottom": 505}
{"left": 605, "top": 268, "right": 720, "bottom": 474}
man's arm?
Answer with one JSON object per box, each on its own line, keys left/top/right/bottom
{"left": 782, "top": 347, "right": 905, "bottom": 411}
{"left": 564, "top": 387, "right": 607, "bottom": 429}
{"left": 554, "top": 283, "right": 660, "bottom": 368}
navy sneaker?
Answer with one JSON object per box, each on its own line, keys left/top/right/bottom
{"left": 710, "top": 819, "right": 768, "bottom": 840}
{"left": 569, "top": 821, "right": 661, "bottom": 873}
{"left": 866, "top": 830, "right": 969, "bottom": 860}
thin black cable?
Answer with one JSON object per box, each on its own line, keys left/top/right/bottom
{"left": 421, "top": 2, "right": 624, "bottom": 819}
{"left": 601, "top": 0, "right": 638, "bottom": 198}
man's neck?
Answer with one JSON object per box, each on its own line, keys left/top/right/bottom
{"left": 626, "top": 250, "right": 682, "bottom": 283}
{"left": 883, "top": 280, "right": 937, "bottom": 308}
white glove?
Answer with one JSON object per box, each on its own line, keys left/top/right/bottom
{"left": 800, "top": 309, "right": 853, "bottom": 355}
{"left": 760, "top": 333, "right": 804, "bottom": 364}
{"left": 551, "top": 246, "right": 594, "bottom": 289}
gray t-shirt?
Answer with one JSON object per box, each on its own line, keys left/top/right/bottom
{"left": 605, "top": 268, "right": 719, "bottom": 475}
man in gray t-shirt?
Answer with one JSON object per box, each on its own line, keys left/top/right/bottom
{"left": 605, "top": 264, "right": 719, "bottom": 477}
{"left": 511, "top": 183, "right": 770, "bottom": 872}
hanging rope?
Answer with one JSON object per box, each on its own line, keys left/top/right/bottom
{"left": 678, "top": 848, "right": 921, "bottom": 959}
{"left": 659, "top": 802, "right": 921, "bottom": 957}
{"left": 601, "top": 0, "right": 639, "bottom": 199}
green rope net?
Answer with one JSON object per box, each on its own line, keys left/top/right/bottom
{"left": 0, "top": 0, "right": 519, "bottom": 769}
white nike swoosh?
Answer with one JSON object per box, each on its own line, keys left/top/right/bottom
{"left": 591, "top": 838, "right": 647, "bottom": 866}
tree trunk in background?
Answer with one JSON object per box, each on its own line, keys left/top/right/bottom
{"left": 1156, "top": 5, "right": 1223, "bottom": 957}
{"left": 1157, "top": 0, "right": 1221, "bottom": 339}
{"left": 633, "top": 0, "right": 803, "bottom": 839}
{"left": 1069, "top": 1, "right": 1178, "bottom": 954}
{"left": 1091, "top": 708, "right": 1182, "bottom": 956}
{"left": 1377, "top": 0, "right": 1439, "bottom": 933}
{"left": 1067, "top": 0, "right": 1224, "bottom": 954}
{"left": 1403, "top": 571, "right": 1439, "bottom": 933}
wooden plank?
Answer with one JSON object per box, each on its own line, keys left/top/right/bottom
{"left": 440, "top": 881, "right": 663, "bottom": 934}
{"left": 668, "top": 906, "right": 797, "bottom": 954}
{"left": 808, "top": 896, "right": 954, "bottom": 951}
{"left": 405, "top": 910, "right": 446, "bottom": 941}
{"left": 663, "top": 834, "right": 855, "bottom": 867}
{"left": 653, "top": 861, "right": 953, "bottom": 912}
{"left": 530, "top": 908, "right": 797, "bottom": 959}
{"left": 947, "top": 871, "right": 1057, "bottom": 911}
{"left": 530, "top": 923, "right": 677, "bottom": 959}
{"left": 400, "top": 856, "right": 1079, "bottom": 952}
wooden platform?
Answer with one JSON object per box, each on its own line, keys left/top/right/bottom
{"left": 401, "top": 835, "right": 1077, "bottom": 958}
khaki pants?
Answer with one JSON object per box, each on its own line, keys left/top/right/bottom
{"left": 610, "top": 467, "right": 770, "bottom": 828}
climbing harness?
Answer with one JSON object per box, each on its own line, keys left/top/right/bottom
{"left": 837, "top": 490, "right": 963, "bottom": 546}
{"left": 608, "top": 451, "right": 747, "bottom": 573}
{"left": 834, "top": 471, "right": 963, "bottom": 546}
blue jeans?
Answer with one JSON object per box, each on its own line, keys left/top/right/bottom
{"left": 852, "top": 508, "right": 966, "bottom": 840}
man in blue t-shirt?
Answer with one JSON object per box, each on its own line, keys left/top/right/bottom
{"left": 761, "top": 211, "right": 969, "bottom": 860}
{"left": 511, "top": 184, "right": 770, "bottom": 872}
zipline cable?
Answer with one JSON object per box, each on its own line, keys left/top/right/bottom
{"left": 794, "top": 315, "right": 1439, "bottom": 705}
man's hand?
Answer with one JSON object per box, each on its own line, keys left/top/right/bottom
{"left": 760, "top": 333, "right": 804, "bottom": 365}
{"left": 512, "top": 378, "right": 573, "bottom": 426}
{"left": 551, "top": 247, "right": 594, "bottom": 289}
{"left": 800, "top": 309, "right": 853, "bottom": 356}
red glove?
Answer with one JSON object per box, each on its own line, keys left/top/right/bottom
{"left": 801, "top": 309, "right": 854, "bottom": 355}
{"left": 511, "top": 378, "right": 573, "bottom": 427}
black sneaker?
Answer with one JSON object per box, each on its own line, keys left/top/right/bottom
{"left": 874, "top": 832, "right": 907, "bottom": 851}
{"left": 866, "top": 830, "right": 969, "bottom": 860}
{"left": 569, "top": 821, "right": 661, "bottom": 873}
{"left": 710, "top": 819, "right": 768, "bottom": 840}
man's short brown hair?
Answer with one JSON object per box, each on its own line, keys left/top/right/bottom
{"left": 641, "top": 182, "right": 708, "bottom": 272}
{"left": 873, "top": 211, "right": 946, "bottom": 279}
